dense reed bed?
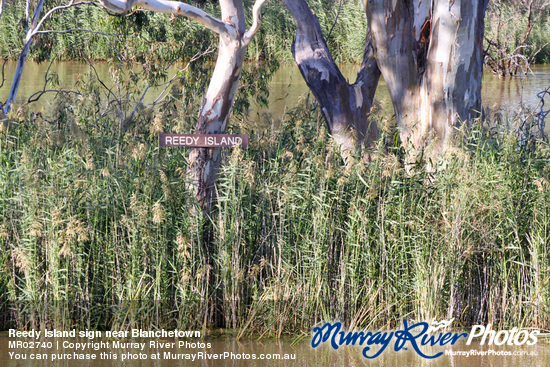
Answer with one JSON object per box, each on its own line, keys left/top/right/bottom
{"left": 1, "top": 73, "right": 549, "bottom": 334}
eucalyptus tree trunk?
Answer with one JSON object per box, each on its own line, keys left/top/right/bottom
{"left": 282, "top": 0, "right": 380, "bottom": 162}
{"left": 101, "top": 0, "right": 267, "bottom": 214}
{"left": 186, "top": 2, "right": 247, "bottom": 214}
{"left": 367, "top": 0, "right": 487, "bottom": 168}
{"left": 3, "top": 0, "right": 46, "bottom": 115}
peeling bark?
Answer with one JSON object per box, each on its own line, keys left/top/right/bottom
{"left": 185, "top": 0, "right": 252, "bottom": 214}
{"left": 187, "top": 36, "right": 247, "bottom": 213}
{"left": 367, "top": 0, "right": 488, "bottom": 168}
{"left": 282, "top": 0, "right": 380, "bottom": 161}
{"left": 184, "top": 0, "right": 267, "bottom": 214}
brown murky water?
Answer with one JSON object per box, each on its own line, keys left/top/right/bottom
{"left": 1, "top": 335, "right": 549, "bottom": 367}
{"left": 1, "top": 62, "right": 549, "bottom": 120}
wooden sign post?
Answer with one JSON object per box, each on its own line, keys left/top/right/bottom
{"left": 159, "top": 134, "right": 249, "bottom": 148}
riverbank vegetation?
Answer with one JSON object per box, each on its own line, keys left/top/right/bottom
{"left": 485, "top": 0, "right": 550, "bottom": 75}
{"left": 0, "top": 0, "right": 367, "bottom": 63}
{"left": 1, "top": 71, "right": 549, "bottom": 332}
{"left": 2, "top": 0, "right": 548, "bottom": 65}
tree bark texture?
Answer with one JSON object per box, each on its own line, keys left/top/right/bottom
{"left": 187, "top": 27, "right": 247, "bottom": 214}
{"left": 282, "top": 0, "right": 381, "bottom": 161}
{"left": 367, "top": 0, "right": 487, "bottom": 167}
{"left": 186, "top": 0, "right": 255, "bottom": 214}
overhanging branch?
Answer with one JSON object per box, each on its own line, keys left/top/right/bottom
{"left": 243, "top": 0, "right": 268, "bottom": 46}
{"left": 99, "top": 0, "right": 234, "bottom": 37}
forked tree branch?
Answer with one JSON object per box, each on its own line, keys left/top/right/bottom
{"left": 99, "top": 0, "right": 233, "bottom": 36}
{"left": 243, "top": 0, "right": 268, "bottom": 45}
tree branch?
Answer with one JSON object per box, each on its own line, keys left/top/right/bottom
{"left": 243, "top": 0, "right": 268, "bottom": 45}
{"left": 35, "top": 28, "right": 118, "bottom": 35}
{"left": 34, "top": 1, "right": 92, "bottom": 35}
{"left": 0, "top": 57, "right": 7, "bottom": 90}
{"left": 2, "top": 0, "right": 46, "bottom": 114}
{"left": 25, "top": 0, "right": 31, "bottom": 32}
{"left": 0, "top": 0, "right": 4, "bottom": 24}
{"left": 99, "top": 0, "right": 233, "bottom": 36}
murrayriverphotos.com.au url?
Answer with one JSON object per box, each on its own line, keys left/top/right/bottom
{"left": 445, "top": 349, "right": 538, "bottom": 357}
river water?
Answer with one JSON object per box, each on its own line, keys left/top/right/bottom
{"left": 1, "top": 62, "right": 550, "bottom": 121}
{"left": 1, "top": 335, "right": 549, "bottom": 367}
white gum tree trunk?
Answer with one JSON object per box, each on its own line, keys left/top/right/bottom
{"left": 367, "top": 0, "right": 487, "bottom": 168}
{"left": 282, "top": 0, "right": 380, "bottom": 161}
{"left": 187, "top": 4, "right": 246, "bottom": 215}
{"left": 100, "top": 0, "right": 267, "bottom": 214}
{"left": 3, "top": 0, "right": 46, "bottom": 115}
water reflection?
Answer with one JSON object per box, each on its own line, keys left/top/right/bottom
{"left": 1, "top": 61, "right": 549, "bottom": 120}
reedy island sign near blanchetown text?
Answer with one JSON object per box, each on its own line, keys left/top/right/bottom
{"left": 311, "top": 320, "right": 541, "bottom": 359}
